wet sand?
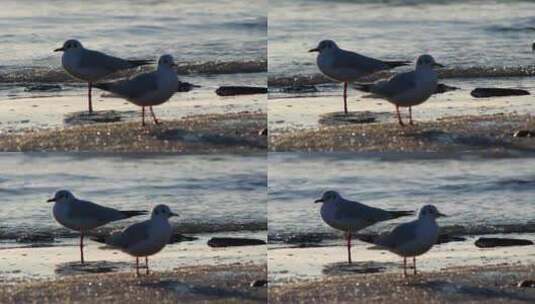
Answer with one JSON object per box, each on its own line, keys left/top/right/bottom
{"left": 270, "top": 264, "right": 535, "bottom": 304}
{"left": 0, "top": 263, "right": 266, "bottom": 303}
{"left": 0, "top": 111, "right": 266, "bottom": 152}
{"left": 270, "top": 113, "right": 535, "bottom": 152}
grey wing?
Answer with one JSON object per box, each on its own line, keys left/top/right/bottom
{"left": 371, "top": 71, "right": 416, "bottom": 98}
{"left": 335, "top": 200, "right": 393, "bottom": 224}
{"left": 79, "top": 49, "right": 134, "bottom": 72}
{"left": 69, "top": 199, "right": 124, "bottom": 223}
{"left": 106, "top": 72, "right": 159, "bottom": 100}
{"left": 108, "top": 221, "right": 151, "bottom": 249}
{"left": 333, "top": 50, "right": 389, "bottom": 74}
{"left": 375, "top": 220, "right": 418, "bottom": 249}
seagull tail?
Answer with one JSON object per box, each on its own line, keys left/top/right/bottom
{"left": 353, "top": 83, "right": 374, "bottom": 93}
{"left": 128, "top": 59, "right": 154, "bottom": 67}
{"left": 388, "top": 210, "right": 415, "bottom": 219}
{"left": 384, "top": 60, "right": 411, "bottom": 69}
{"left": 354, "top": 234, "right": 387, "bottom": 250}
{"left": 120, "top": 210, "right": 149, "bottom": 218}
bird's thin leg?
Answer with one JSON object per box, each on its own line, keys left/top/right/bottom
{"left": 142, "top": 106, "right": 146, "bottom": 127}
{"left": 145, "top": 257, "right": 149, "bottom": 275}
{"left": 88, "top": 82, "right": 93, "bottom": 114}
{"left": 149, "top": 106, "right": 160, "bottom": 125}
{"left": 403, "top": 257, "right": 407, "bottom": 277}
{"left": 347, "top": 230, "right": 352, "bottom": 264}
{"left": 413, "top": 257, "right": 417, "bottom": 275}
{"left": 343, "top": 82, "right": 348, "bottom": 115}
{"left": 409, "top": 106, "right": 414, "bottom": 125}
{"left": 136, "top": 257, "right": 140, "bottom": 277}
{"left": 396, "top": 105, "right": 404, "bottom": 126}
{"left": 80, "top": 232, "right": 85, "bottom": 265}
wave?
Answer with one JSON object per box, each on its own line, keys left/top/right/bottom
{"left": 268, "top": 65, "right": 535, "bottom": 87}
{"left": 0, "top": 59, "right": 267, "bottom": 84}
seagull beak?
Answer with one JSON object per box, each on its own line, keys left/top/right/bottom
{"left": 433, "top": 62, "right": 445, "bottom": 68}
{"left": 308, "top": 47, "right": 319, "bottom": 53}
{"left": 170, "top": 212, "right": 179, "bottom": 217}
{"left": 437, "top": 212, "right": 447, "bottom": 218}
{"left": 314, "top": 198, "right": 323, "bottom": 203}
{"left": 46, "top": 198, "right": 56, "bottom": 203}
{"left": 54, "top": 47, "right": 65, "bottom": 52}
{"left": 532, "top": 43, "right": 535, "bottom": 52}
{"left": 171, "top": 62, "right": 178, "bottom": 67}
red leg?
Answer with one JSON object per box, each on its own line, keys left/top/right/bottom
{"left": 343, "top": 82, "right": 348, "bottom": 114}
{"left": 145, "top": 257, "right": 149, "bottom": 275}
{"left": 346, "top": 230, "right": 352, "bottom": 264}
{"left": 409, "top": 106, "right": 414, "bottom": 125}
{"left": 136, "top": 257, "right": 140, "bottom": 277}
{"left": 149, "top": 106, "right": 160, "bottom": 125}
{"left": 80, "top": 232, "right": 85, "bottom": 265}
{"left": 396, "top": 105, "right": 405, "bottom": 126}
{"left": 413, "top": 257, "right": 417, "bottom": 275}
{"left": 88, "top": 82, "right": 93, "bottom": 114}
{"left": 141, "top": 106, "right": 146, "bottom": 127}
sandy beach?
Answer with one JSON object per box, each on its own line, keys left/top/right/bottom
{"left": 0, "top": 231, "right": 267, "bottom": 303}
{"left": 269, "top": 233, "right": 535, "bottom": 303}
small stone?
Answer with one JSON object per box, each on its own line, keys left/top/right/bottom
{"left": 513, "top": 130, "right": 535, "bottom": 138}
{"left": 517, "top": 280, "right": 535, "bottom": 288}
{"left": 250, "top": 279, "right": 267, "bottom": 287}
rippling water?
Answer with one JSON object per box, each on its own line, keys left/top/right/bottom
{"left": 268, "top": 153, "right": 535, "bottom": 243}
{"left": 0, "top": 153, "right": 267, "bottom": 239}
{"left": 0, "top": 0, "right": 266, "bottom": 94}
{"left": 269, "top": 0, "right": 535, "bottom": 86}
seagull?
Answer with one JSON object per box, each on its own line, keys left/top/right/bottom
{"left": 105, "top": 204, "right": 178, "bottom": 276}
{"left": 314, "top": 190, "right": 414, "bottom": 264}
{"left": 309, "top": 40, "right": 410, "bottom": 114}
{"left": 358, "top": 204, "right": 446, "bottom": 277}
{"left": 54, "top": 39, "right": 153, "bottom": 113}
{"left": 47, "top": 190, "right": 148, "bottom": 264}
{"left": 354, "top": 54, "right": 443, "bottom": 126}
{"left": 93, "top": 54, "right": 179, "bottom": 126}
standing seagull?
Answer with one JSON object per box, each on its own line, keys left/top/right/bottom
{"left": 105, "top": 204, "right": 178, "bottom": 276}
{"left": 309, "top": 40, "right": 410, "bottom": 114}
{"left": 54, "top": 39, "right": 152, "bottom": 113}
{"left": 314, "top": 190, "right": 414, "bottom": 264}
{"left": 358, "top": 204, "right": 446, "bottom": 277}
{"left": 47, "top": 190, "right": 147, "bottom": 264}
{"left": 354, "top": 54, "right": 443, "bottom": 126}
{"left": 93, "top": 54, "right": 178, "bottom": 127}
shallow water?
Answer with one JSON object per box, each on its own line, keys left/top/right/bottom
{"left": 268, "top": 153, "right": 535, "bottom": 243}
{"left": 0, "top": 153, "right": 267, "bottom": 239}
{"left": 0, "top": 0, "right": 266, "bottom": 99}
{"left": 269, "top": 0, "right": 535, "bottom": 86}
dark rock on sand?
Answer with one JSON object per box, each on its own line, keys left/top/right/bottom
{"left": 517, "top": 280, "right": 535, "bottom": 288}
{"left": 169, "top": 234, "right": 198, "bottom": 244}
{"left": 250, "top": 280, "right": 268, "bottom": 287}
{"left": 475, "top": 237, "right": 534, "bottom": 248}
{"left": 471, "top": 87, "right": 530, "bottom": 98}
{"left": 258, "top": 128, "right": 267, "bottom": 136}
{"left": 435, "top": 83, "right": 459, "bottom": 94}
{"left": 280, "top": 85, "right": 319, "bottom": 94}
{"left": 177, "top": 81, "right": 200, "bottom": 92}
{"left": 215, "top": 86, "right": 267, "bottom": 96}
{"left": 319, "top": 111, "right": 391, "bottom": 126}
{"left": 513, "top": 130, "right": 535, "bottom": 138}
{"left": 207, "top": 237, "right": 266, "bottom": 247}
{"left": 24, "top": 84, "right": 62, "bottom": 92}
{"left": 64, "top": 110, "right": 138, "bottom": 126}
{"left": 436, "top": 234, "right": 466, "bottom": 244}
